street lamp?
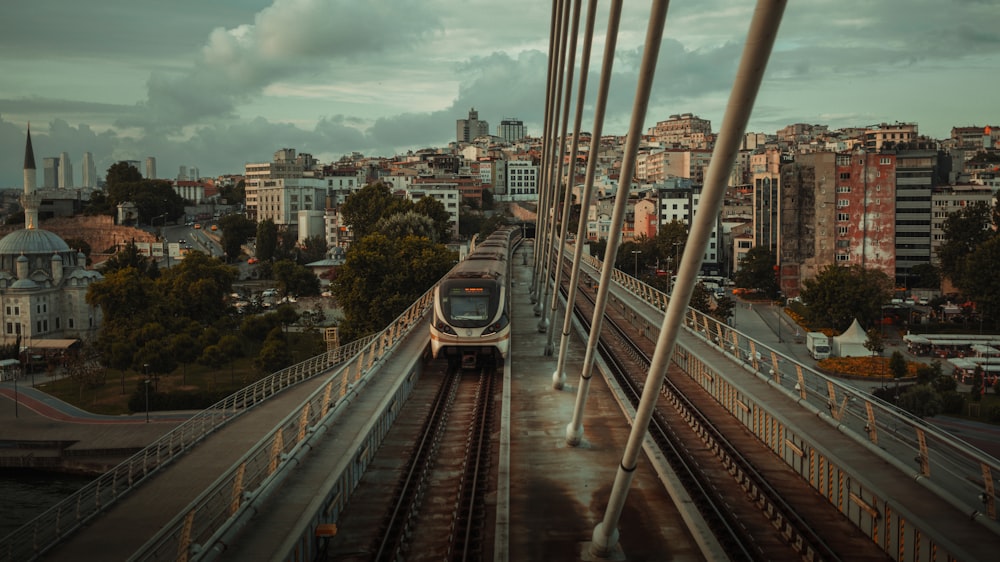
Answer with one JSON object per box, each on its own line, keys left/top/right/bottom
{"left": 143, "top": 363, "right": 150, "bottom": 423}
{"left": 631, "top": 250, "right": 641, "bottom": 278}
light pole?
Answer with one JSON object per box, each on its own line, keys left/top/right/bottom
{"left": 631, "top": 250, "right": 641, "bottom": 278}
{"left": 143, "top": 363, "right": 150, "bottom": 423}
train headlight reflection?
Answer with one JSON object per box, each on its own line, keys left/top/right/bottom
{"left": 481, "top": 314, "right": 509, "bottom": 336}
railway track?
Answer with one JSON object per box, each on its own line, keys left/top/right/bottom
{"left": 566, "top": 270, "right": 888, "bottom": 561}
{"left": 324, "top": 361, "right": 498, "bottom": 562}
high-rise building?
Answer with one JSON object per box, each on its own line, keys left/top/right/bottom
{"left": 81, "top": 152, "right": 97, "bottom": 187}
{"left": 178, "top": 165, "right": 187, "bottom": 181}
{"left": 456, "top": 108, "right": 490, "bottom": 143}
{"left": 58, "top": 152, "right": 73, "bottom": 188}
{"left": 145, "top": 157, "right": 156, "bottom": 179}
{"left": 498, "top": 118, "right": 526, "bottom": 142}
{"left": 42, "top": 157, "right": 59, "bottom": 188}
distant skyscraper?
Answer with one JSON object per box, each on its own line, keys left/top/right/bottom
{"left": 42, "top": 157, "right": 59, "bottom": 188}
{"left": 58, "top": 152, "right": 73, "bottom": 188}
{"left": 145, "top": 156, "right": 156, "bottom": 179}
{"left": 456, "top": 108, "right": 490, "bottom": 143}
{"left": 81, "top": 152, "right": 97, "bottom": 187}
{"left": 190, "top": 167, "right": 199, "bottom": 180}
{"left": 498, "top": 118, "right": 526, "bottom": 142}
{"left": 178, "top": 165, "right": 188, "bottom": 180}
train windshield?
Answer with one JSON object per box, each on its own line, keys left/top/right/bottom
{"left": 444, "top": 285, "right": 495, "bottom": 325}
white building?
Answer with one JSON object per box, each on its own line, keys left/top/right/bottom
{"left": 58, "top": 152, "right": 73, "bottom": 188}
{"left": 503, "top": 159, "right": 538, "bottom": 201}
{"left": 0, "top": 127, "right": 103, "bottom": 345}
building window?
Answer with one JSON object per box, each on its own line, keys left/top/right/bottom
{"left": 837, "top": 213, "right": 849, "bottom": 221}
{"left": 5, "top": 322, "right": 11, "bottom": 334}
{"left": 838, "top": 226, "right": 848, "bottom": 236}
{"left": 836, "top": 254, "right": 849, "bottom": 262}
{"left": 837, "top": 199, "right": 849, "bottom": 208}
{"left": 69, "top": 318, "right": 75, "bottom": 329}
{"left": 837, "top": 186, "right": 851, "bottom": 193}
{"left": 880, "top": 157, "right": 891, "bottom": 165}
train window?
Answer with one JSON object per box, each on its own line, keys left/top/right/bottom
{"left": 449, "top": 294, "right": 491, "bottom": 321}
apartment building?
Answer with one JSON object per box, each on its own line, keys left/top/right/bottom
{"left": 930, "top": 184, "right": 995, "bottom": 264}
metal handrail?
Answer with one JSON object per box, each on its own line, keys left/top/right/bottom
{"left": 583, "top": 253, "right": 1000, "bottom": 527}
{"left": 129, "top": 287, "right": 435, "bottom": 561}
{"left": 0, "top": 330, "right": 377, "bottom": 562}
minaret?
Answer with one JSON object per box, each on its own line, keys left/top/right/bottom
{"left": 23, "top": 125, "right": 41, "bottom": 229}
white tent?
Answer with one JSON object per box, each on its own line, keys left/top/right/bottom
{"left": 834, "top": 319, "right": 870, "bottom": 357}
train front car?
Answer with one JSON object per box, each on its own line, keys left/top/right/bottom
{"left": 430, "top": 258, "right": 509, "bottom": 369}
{"left": 430, "top": 227, "right": 518, "bottom": 369}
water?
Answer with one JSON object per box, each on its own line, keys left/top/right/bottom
{"left": 0, "top": 469, "right": 93, "bottom": 539}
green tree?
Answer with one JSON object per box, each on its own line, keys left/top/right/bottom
{"left": 960, "top": 236, "right": 1000, "bottom": 329}
{"left": 907, "top": 263, "right": 940, "bottom": 290}
{"left": 888, "top": 350, "right": 908, "bottom": 381}
{"left": 218, "top": 214, "right": 257, "bottom": 262}
{"left": 254, "top": 328, "right": 292, "bottom": 374}
{"left": 332, "top": 233, "right": 456, "bottom": 340}
{"left": 936, "top": 201, "right": 995, "bottom": 291}
{"left": 800, "top": 265, "right": 893, "bottom": 332}
{"left": 897, "top": 385, "right": 944, "bottom": 418}
{"left": 256, "top": 219, "right": 278, "bottom": 262}
{"left": 299, "top": 235, "right": 329, "bottom": 265}
{"left": 102, "top": 240, "right": 157, "bottom": 277}
{"left": 340, "top": 182, "right": 408, "bottom": 241}
{"left": 653, "top": 220, "right": 688, "bottom": 274}
{"left": 413, "top": 196, "right": 453, "bottom": 243}
{"left": 170, "top": 332, "right": 201, "bottom": 385}
{"left": 156, "top": 252, "right": 238, "bottom": 325}
{"left": 272, "top": 259, "right": 320, "bottom": 297}
{"left": 105, "top": 161, "right": 143, "bottom": 190}
{"left": 87, "top": 266, "right": 157, "bottom": 324}
{"left": 375, "top": 211, "right": 438, "bottom": 243}
{"left": 733, "top": 246, "right": 779, "bottom": 298}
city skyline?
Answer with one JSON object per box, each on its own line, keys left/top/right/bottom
{"left": 1, "top": 0, "right": 998, "bottom": 188}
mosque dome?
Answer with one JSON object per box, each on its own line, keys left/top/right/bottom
{"left": 0, "top": 228, "right": 72, "bottom": 256}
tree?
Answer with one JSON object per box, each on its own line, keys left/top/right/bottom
{"left": 254, "top": 328, "right": 293, "bottom": 374}
{"left": 937, "top": 201, "right": 995, "bottom": 291}
{"left": 156, "top": 252, "right": 238, "bottom": 325}
{"left": 87, "top": 266, "right": 157, "bottom": 324}
{"left": 101, "top": 240, "right": 157, "bottom": 277}
{"left": 332, "top": 233, "right": 456, "bottom": 340}
{"left": 907, "top": 263, "right": 940, "bottom": 290}
{"left": 376, "top": 211, "right": 438, "bottom": 243}
{"left": 864, "top": 327, "right": 885, "bottom": 386}
{"left": 960, "top": 236, "right": 1000, "bottom": 329}
{"left": 888, "top": 350, "right": 908, "bottom": 381}
{"left": 340, "top": 182, "right": 409, "bottom": 241}
{"left": 413, "top": 196, "right": 453, "bottom": 243}
{"left": 170, "top": 333, "right": 201, "bottom": 385}
{"left": 800, "top": 265, "right": 893, "bottom": 332}
{"left": 733, "top": 246, "right": 779, "bottom": 298}
{"left": 299, "top": 235, "right": 329, "bottom": 265}
{"left": 218, "top": 214, "right": 257, "bottom": 262}
{"left": 272, "top": 259, "right": 320, "bottom": 297}
{"left": 256, "top": 219, "right": 278, "bottom": 262}
{"left": 105, "top": 161, "right": 143, "bottom": 190}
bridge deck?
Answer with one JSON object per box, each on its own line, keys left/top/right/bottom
{"left": 40, "top": 372, "right": 335, "bottom": 561}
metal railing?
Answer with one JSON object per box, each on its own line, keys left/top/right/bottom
{"left": 129, "top": 288, "right": 435, "bottom": 561}
{"left": 581, "top": 253, "right": 1000, "bottom": 530}
{"left": 0, "top": 327, "right": 380, "bottom": 562}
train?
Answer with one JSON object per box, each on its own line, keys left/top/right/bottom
{"left": 430, "top": 225, "right": 522, "bottom": 368}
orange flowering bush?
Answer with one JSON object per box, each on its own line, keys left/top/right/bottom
{"left": 817, "top": 356, "right": 920, "bottom": 378}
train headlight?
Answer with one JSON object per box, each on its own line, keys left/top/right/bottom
{"left": 481, "top": 314, "right": 509, "bottom": 336}
{"left": 435, "top": 319, "right": 457, "bottom": 335}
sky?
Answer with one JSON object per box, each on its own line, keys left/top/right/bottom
{"left": 1, "top": 0, "right": 997, "bottom": 188}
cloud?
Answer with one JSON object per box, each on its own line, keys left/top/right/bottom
{"left": 118, "top": 0, "right": 443, "bottom": 133}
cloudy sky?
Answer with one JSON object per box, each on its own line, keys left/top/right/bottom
{"left": 1, "top": 0, "right": 997, "bottom": 188}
